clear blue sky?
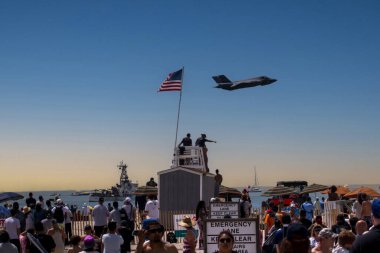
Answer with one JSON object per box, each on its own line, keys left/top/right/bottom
{"left": 1, "top": 1, "right": 379, "bottom": 191}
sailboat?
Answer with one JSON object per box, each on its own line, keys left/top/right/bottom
{"left": 249, "top": 167, "right": 261, "bottom": 192}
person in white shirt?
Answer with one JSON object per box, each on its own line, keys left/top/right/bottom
{"left": 101, "top": 222, "right": 124, "bottom": 253}
{"left": 144, "top": 195, "right": 159, "bottom": 220}
{"left": 92, "top": 197, "right": 109, "bottom": 237}
{"left": 81, "top": 203, "right": 90, "bottom": 221}
{"left": 4, "top": 209, "right": 21, "bottom": 252}
{"left": 64, "top": 205, "right": 73, "bottom": 245}
{"left": 0, "top": 230, "right": 18, "bottom": 253}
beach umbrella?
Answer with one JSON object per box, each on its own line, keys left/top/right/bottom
{"left": 261, "top": 186, "right": 297, "bottom": 197}
{"left": 0, "top": 192, "right": 24, "bottom": 203}
{"left": 343, "top": 187, "right": 380, "bottom": 199}
{"left": 321, "top": 186, "right": 350, "bottom": 195}
{"left": 0, "top": 206, "right": 11, "bottom": 217}
{"left": 300, "top": 183, "right": 330, "bottom": 194}
{"left": 218, "top": 185, "right": 242, "bottom": 199}
{"left": 132, "top": 186, "right": 158, "bottom": 196}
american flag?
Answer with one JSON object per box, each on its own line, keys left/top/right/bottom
{"left": 158, "top": 68, "right": 183, "bottom": 92}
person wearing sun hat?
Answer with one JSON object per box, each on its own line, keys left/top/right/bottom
{"left": 351, "top": 198, "right": 380, "bottom": 253}
{"left": 178, "top": 216, "right": 197, "bottom": 253}
{"left": 23, "top": 206, "right": 35, "bottom": 231}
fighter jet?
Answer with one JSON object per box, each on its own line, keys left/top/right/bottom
{"left": 212, "top": 75, "right": 277, "bottom": 91}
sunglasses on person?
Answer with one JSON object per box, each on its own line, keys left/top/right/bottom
{"left": 148, "top": 228, "right": 163, "bottom": 234}
{"left": 219, "top": 238, "right": 232, "bottom": 243}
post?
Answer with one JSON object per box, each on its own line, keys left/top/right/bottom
{"left": 174, "top": 67, "right": 184, "bottom": 150}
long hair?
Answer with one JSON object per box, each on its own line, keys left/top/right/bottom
{"left": 196, "top": 201, "right": 206, "bottom": 220}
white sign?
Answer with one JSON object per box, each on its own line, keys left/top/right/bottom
{"left": 210, "top": 202, "right": 239, "bottom": 219}
{"left": 205, "top": 219, "right": 258, "bottom": 253}
{"left": 173, "top": 214, "right": 198, "bottom": 237}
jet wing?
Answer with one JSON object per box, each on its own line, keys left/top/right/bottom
{"left": 212, "top": 75, "right": 232, "bottom": 85}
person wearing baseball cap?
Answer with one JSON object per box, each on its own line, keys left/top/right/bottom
{"left": 351, "top": 198, "right": 380, "bottom": 253}
{"left": 311, "top": 228, "right": 337, "bottom": 252}
{"left": 135, "top": 220, "right": 178, "bottom": 253}
{"left": 82, "top": 235, "right": 97, "bottom": 252}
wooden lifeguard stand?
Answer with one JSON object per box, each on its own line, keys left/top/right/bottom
{"left": 157, "top": 146, "right": 215, "bottom": 229}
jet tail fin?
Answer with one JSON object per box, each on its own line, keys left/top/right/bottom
{"left": 212, "top": 75, "right": 232, "bottom": 85}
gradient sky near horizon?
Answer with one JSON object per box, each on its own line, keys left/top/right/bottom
{"left": 1, "top": 1, "right": 379, "bottom": 192}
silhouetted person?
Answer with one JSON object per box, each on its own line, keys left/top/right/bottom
{"left": 26, "top": 192, "right": 36, "bottom": 208}
{"left": 195, "top": 133, "right": 216, "bottom": 172}
{"left": 214, "top": 169, "right": 223, "bottom": 197}
{"left": 178, "top": 133, "right": 192, "bottom": 155}
{"left": 146, "top": 178, "right": 157, "bottom": 187}
{"left": 178, "top": 133, "right": 192, "bottom": 147}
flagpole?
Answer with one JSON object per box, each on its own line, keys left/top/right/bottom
{"left": 174, "top": 67, "right": 184, "bottom": 150}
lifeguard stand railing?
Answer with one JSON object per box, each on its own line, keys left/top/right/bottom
{"left": 171, "top": 146, "right": 206, "bottom": 172}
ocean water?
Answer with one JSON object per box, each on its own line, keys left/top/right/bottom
{"left": 15, "top": 190, "right": 123, "bottom": 209}
{"left": 14, "top": 189, "right": 319, "bottom": 211}
{"left": 12, "top": 190, "right": 274, "bottom": 212}
{"left": 12, "top": 184, "right": 380, "bottom": 210}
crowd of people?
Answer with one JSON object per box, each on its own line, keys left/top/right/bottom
{"left": 0, "top": 186, "right": 160, "bottom": 253}
{"left": 260, "top": 187, "right": 380, "bottom": 253}
{"left": 2, "top": 184, "right": 380, "bottom": 253}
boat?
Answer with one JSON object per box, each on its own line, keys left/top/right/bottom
{"left": 89, "top": 189, "right": 125, "bottom": 202}
{"left": 71, "top": 191, "right": 91, "bottom": 196}
{"left": 89, "top": 161, "right": 138, "bottom": 202}
{"left": 248, "top": 167, "right": 261, "bottom": 192}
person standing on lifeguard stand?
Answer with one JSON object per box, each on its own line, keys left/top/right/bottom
{"left": 195, "top": 133, "right": 216, "bottom": 172}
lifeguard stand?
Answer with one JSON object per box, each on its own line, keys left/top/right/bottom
{"left": 158, "top": 146, "right": 215, "bottom": 229}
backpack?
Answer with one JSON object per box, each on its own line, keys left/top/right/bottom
{"left": 54, "top": 206, "right": 65, "bottom": 223}
{"left": 119, "top": 207, "right": 133, "bottom": 229}
{"left": 120, "top": 207, "right": 128, "bottom": 221}
{"left": 240, "top": 201, "right": 246, "bottom": 218}
{"left": 166, "top": 232, "right": 177, "bottom": 243}
{"left": 262, "top": 228, "right": 279, "bottom": 253}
